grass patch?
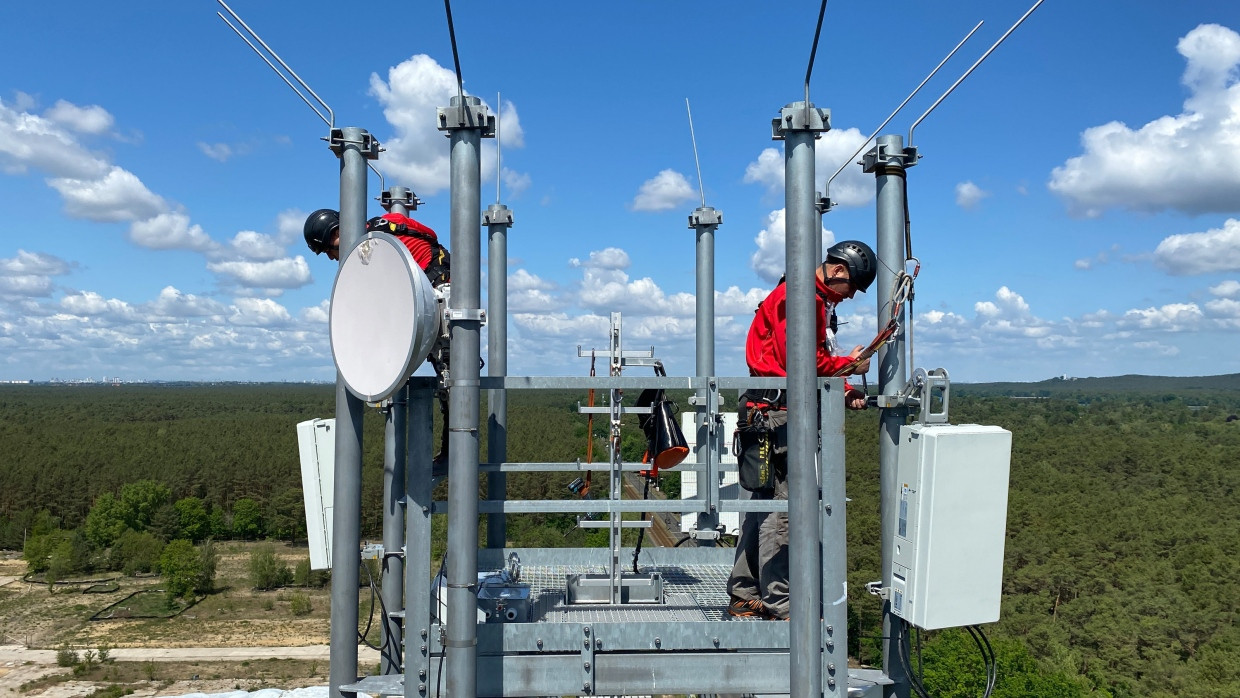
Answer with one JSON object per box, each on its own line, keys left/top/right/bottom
{"left": 90, "top": 590, "right": 199, "bottom": 620}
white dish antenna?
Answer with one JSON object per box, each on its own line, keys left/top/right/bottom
{"left": 330, "top": 233, "right": 440, "bottom": 402}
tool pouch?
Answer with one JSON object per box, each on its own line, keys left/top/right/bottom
{"left": 734, "top": 409, "right": 787, "bottom": 494}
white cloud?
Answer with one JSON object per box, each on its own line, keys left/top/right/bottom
{"left": 198, "top": 142, "right": 233, "bottom": 162}
{"left": 128, "top": 211, "right": 216, "bottom": 252}
{"left": 501, "top": 168, "right": 532, "bottom": 199}
{"left": 630, "top": 169, "right": 696, "bottom": 212}
{"left": 507, "top": 269, "right": 559, "bottom": 312}
{"left": 1118, "top": 303, "right": 1205, "bottom": 331}
{"left": 1153, "top": 218, "right": 1240, "bottom": 275}
{"left": 743, "top": 127, "right": 873, "bottom": 207}
{"left": 227, "top": 230, "right": 285, "bottom": 262}
{"left": 369, "top": 55, "right": 527, "bottom": 197}
{"left": 1049, "top": 24, "right": 1240, "bottom": 217}
{"left": 0, "top": 250, "right": 71, "bottom": 298}
{"left": 229, "top": 297, "right": 292, "bottom": 327}
{"left": 955, "top": 181, "right": 989, "bottom": 209}
{"left": 49, "top": 166, "right": 166, "bottom": 222}
{"left": 146, "top": 286, "right": 227, "bottom": 320}
{"left": 44, "top": 100, "right": 113, "bottom": 135}
{"left": 60, "top": 291, "right": 135, "bottom": 322}
{"left": 1210, "top": 279, "right": 1240, "bottom": 297}
{"left": 569, "top": 248, "right": 630, "bottom": 270}
{"left": 748, "top": 208, "right": 836, "bottom": 284}
{"left": 0, "top": 96, "right": 111, "bottom": 179}
{"left": 206, "top": 257, "right": 312, "bottom": 290}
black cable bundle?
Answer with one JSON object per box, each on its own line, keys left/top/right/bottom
{"left": 358, "top": 560, "right": 403, "bottom": 671}
{"left": 896, "top": 620, "right": 999, "bottom": 698}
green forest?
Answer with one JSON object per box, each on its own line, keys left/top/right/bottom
{"left": 2, "top": 379, "right": 1239, "bottom": 697}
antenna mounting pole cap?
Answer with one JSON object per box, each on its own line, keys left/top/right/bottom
{"left": 771, "top": 102, "right": 830, "bottom": 140}
{"left": 327, "top": 128, "right": 381, "bottom": 159}
{"left": 436, "top": 96, "right": 496, "bottom": 137}
{"left": 688, "top": 206, "right": 722, "bottom": 229}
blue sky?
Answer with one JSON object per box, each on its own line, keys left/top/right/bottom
{"left": 3, "top": 1, "right": 1240, "bottom": 383}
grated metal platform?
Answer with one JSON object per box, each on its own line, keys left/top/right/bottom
{"left": 510, "top": 562, "right": 740, "bottom": 623}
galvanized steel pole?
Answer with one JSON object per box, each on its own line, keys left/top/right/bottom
{"left": 438, "top": 95, "right": 493, "bottom": 698}
{"left": 866, "top": 133, "right": 913, "bottom": 698}
{"left": 404, "top": 384, "right": 435, "bottom": 698}
{"left": 690, "top": 206, "right": 721, "bottom": 543}
{"left": 379, "top": 186, "right": 412, "bottom": 674}
{"left": 775, "top": 100, "right": 828, "bottom": 698}
{"left": 328, "top": 125, "right": 375, "bottom": 698}
{"left": 485, "top": 202, "right": 513, "bottom": 548}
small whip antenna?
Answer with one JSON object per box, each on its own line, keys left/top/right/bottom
{"left": 909, "top": 0, "right": 1045, "bottom": 146}
{"left": 216, "top": 0, "right": 334, "bottom": 129}
{"left": 802, "top": 0, "right": 829, "bottom": 123}
{"left": 825, "top": 20, "right": 984, "bottom": 197}
{"left": 491, "top": 92, "right": 496, "bottom": 202}
{"left": 685, "top": 98, "right": 706, "bottom": 207}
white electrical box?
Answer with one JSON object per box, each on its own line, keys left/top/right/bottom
{"left": 679, "top": 411, "right": 742, "bottom": 537}
{"left": 296, "top": 418, "right": 336, "bottom": 570}
{"left": 889, "top": 423, "right": 1011, "bottom": 630}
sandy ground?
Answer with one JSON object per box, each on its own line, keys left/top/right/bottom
{"left": 0, "top": 645, "right": 380, "bottom": 698}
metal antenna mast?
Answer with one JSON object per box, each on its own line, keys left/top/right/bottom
{"left": 909, "top": 0, "right": 1046, "bottom": 146}
{"left": 824, "top": 20, "right": 984, "bottom": 203}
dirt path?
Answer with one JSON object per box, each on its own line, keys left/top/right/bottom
{"left": 0, "top": 645, "right": 380, "bottom": 698}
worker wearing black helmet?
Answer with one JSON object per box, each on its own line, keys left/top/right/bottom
{"left": 727, "top": 239, "right": 876, "bottom": 620}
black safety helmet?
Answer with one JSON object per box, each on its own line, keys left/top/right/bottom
{"left": 825, "top": 240, "right": 877, "bottom": 292}
{"left": 303, "top": 208, "right": 340, "bottom": 255}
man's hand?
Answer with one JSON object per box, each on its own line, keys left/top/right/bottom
{"left": 847, "top": 345, "right": 871, "bottom": 375}
{"left": 845, "top": 388, "right": 867, "bottom": 410}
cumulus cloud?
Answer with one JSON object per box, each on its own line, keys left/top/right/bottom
{"left": 226, "top": 230, "right": 286, "bottom": 262}
{"left": 570, "top": 248, "right": 630, "bottom": 270}
{"left": 228, "top": 297, "right": 292, "bottom": 327}
{"left": 630, "top": 169, "right": 696, "bottom": 212}
{"left": 0, "top": 250, "right": 71, "bottom": 298}
{"left": 1118, "top": 303, "right": 1205, "bottom": 331}
{"left": 955, "top": 181, "right": 989, "bottom": 209}
{"left": 1153, "top": 218, "right": 1240, "bottom": 275}
{"left": 1210, "top": 279, "right": 1240, "bottom": 297}
{"left": 44, "top": 100, "right": 113, "bottom": 135}
{"left": 370, "top": 55, "right": 528, "bottom": 197}
{"left": 743, "top": 126, "right": 873, "bottom": 207}
{"left": 1049, "top": 24, "right": 1240, "bottom": 217}
{"left": 748, "top": 208, "right": 836, "bottom": 284}
{"left": 49, "top": 166, "right": 166, "bottom": 222}
{"left": 206, "top": 257, "right": 312, "bottom": 291}
{"left": 128, "top": 211, "right": 216, "bottom": 252}
{"left": 146, "top": 286, "right": 227, "bottom": 320}
{"left": 0, "top": 97, "right": 111, "bottom": 179}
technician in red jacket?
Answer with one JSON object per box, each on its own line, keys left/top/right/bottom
{"left": 727, "top": 239, "right": 875, "bottom": 620}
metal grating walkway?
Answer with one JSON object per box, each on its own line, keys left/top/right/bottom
{"left": 512, "top": 562, "right": 745, "bottom": 623}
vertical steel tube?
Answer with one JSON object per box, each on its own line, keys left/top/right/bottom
{"left": 404, "top": 384, "right": 434, "bottom": 698}
{"left": 820, "top": 378, "right": 848, "bottom": 698}
{"left": 444, "top": 96, "right": 485, "bottom": 698}
{"left": 873, "top": 134, "right": 911, "bottom": 698}
{"left": 783, "top": 103, "right": 823, "bottom": 698}
{"left": 486, "top": 203, "right": 512, "bottom": 549}
{"left": 691, "top": 206, "right": 721, "bottom": 543}
{"left": 329, "top": 126, "right": 368, "bottom": 698}
{"left": 380, "top": 386, "right": 406, "bottom": 674}
{"left": 383, "top": 187, "right": 411, "bottom": 676}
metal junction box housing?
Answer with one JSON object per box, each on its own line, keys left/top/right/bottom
{"left": 889, "top": 424, "right": 1012, "bottom": 630}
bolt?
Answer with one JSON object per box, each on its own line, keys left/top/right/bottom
{"left": 595, "top": 639, "right": 602, "bottom": 649}
{"left": 654, "top": 637, "right": 661, "bottom": 648}
{"left": 418, "top": 684, "right": 426, "bottom": 692}
{"left": 713, "top": 637, "right": 720, "bottom": 647}
{"left": 584, "top": 626, "right": 591, "bottom": 635}
{"left": 421, "top": 629, "right": 428, "bottom": 639}
{"left": 419, "top": 669, "right": 426, "bottom": 679}
{"left": 828, "top": 678, "right": 836, "bottom": 689}
{"left": 584, "top": 662, "right": 591, "bottom": 671}
{"left": 536, "top": 638, "right": 543, "bottom": 649}
{"left": 826, "top": 625, "right": 833, "bottom": 634}
{"left": 584, "top": 682, "right": 591, "bottom": 692}
{"left": 420, "top": 644, "right": 427, "bottom": 653}
{"left": 584, "top": 639, "right": 590, "bottom": 648}
{"left": 828, "top": 663, "right": 836, "bottom": 673}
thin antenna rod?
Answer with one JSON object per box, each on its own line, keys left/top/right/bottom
{"left": 909, "top": 0, "right": 1045, "bottom": 146}
{"left": 369, "top": 162, "right": 384, "bottom": 195}
{"left": 803, "top": 0, "right": 829, "bottom": 119}
{"left": 685, "top": 98, "right": 706, "bottom": 207}
{"left": 825, "top": 20, "right": 984, "bottom": 193}
{"left": 491, "top": 91, "right": 496, "bottom": 203}
{"left": 216, "top": 0, "right": 334, "bottom": 129}
{"left": 444, "top": 0, "right": 466, "bottom": 109}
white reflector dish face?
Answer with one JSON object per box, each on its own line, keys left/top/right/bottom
{"left": 330, "top": 232, "right": 439, "bottom": 402}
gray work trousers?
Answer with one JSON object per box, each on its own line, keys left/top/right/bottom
{"left": 727, "top": 462, "right": 790, "bottom": 619}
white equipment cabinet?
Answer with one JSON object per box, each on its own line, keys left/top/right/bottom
{"left": 889, "top": 423, "right": 1012, "bottom": 630}
{"left": 296, "top": 417, "right": 336, "bottom": 570}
